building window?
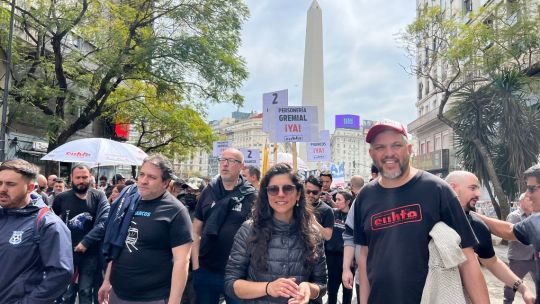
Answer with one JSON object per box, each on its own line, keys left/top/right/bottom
{"left": 442, "top": 131, "right": 450, "bottom": 149}
{"left": 427, "top": 140, "right": 433, "bottom": 153}
{"left": 434, "top": 133, "right": 442, "bottom": 150}
{"left": 420, "top": 142, "right": 426, "bottom": 155}
{"left": 464, "top": 0, "right": 473, "bottom": 13}
{"left": 418, "top": 82, "right": 423, "bottom": 100}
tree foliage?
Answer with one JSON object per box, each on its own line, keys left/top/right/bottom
{"left": 0, "top": 0, "right": 248, "bottom": 157}
{"left": 401, "top": 1, "right": 540, "bottom": 219}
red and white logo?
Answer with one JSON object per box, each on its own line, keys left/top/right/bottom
{"left": 66, "top": 151, "right": 91, "bottom": 158}
{"left": 371, "top": 203, "right": 422, "bottom": 230}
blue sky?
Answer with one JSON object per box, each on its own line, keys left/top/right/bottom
{"left": 207, "top": 0, "right": 418, "bottom": 132}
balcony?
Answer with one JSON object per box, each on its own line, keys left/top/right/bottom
{"left": 408, "top": 108, "right": 439, "bottom": 133}
{"left": 413, "top": 149, "right": 450, "bottom": 173}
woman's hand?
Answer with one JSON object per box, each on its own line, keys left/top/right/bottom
{"left": 267, "top": 277, "right": 299, "bottom": 298}
{"left": 287, "top": 282, "right": 311, "bottom": 304}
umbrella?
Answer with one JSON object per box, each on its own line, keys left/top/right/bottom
{"left": 41, "top": 138, "right": 148, "bottom": 166}
{"left": 268, "top": 152, "right": 309, "bottom": 171}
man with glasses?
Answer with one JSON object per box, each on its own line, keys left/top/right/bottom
{"left": 36, "top": 174, "right": 50, "bottom": 203}
{"left": 191, "top": 148, "right": 257, "bottom": 303}
{"left": 475, "top": 164, "right": 540, "bottom": 303}
{"left": 305, "top": 175, "right": 334, "bottom": 241}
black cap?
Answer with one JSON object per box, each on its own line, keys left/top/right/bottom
{"left": 113, "top": 173, "right": 125, "bottom": 183}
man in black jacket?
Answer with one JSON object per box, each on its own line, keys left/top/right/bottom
{"left": 192, "top": 148, "right": 257, "bottom": 304}
{"left": 53, "top": 164, "right": 110, "bottom": 304}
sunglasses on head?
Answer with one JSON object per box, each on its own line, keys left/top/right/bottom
{"left": 305, "top": 189, "right": 320, "bottom": 196}
{"left": 267, "top": 184, "right": 296, "bottom": 196}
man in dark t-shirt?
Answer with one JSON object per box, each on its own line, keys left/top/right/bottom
{"left": 475, "top": 164, "right": 540, "bottom": 304}
{"left": 353, "top": 119, "right": 489, "bottom": 304}
{"left": 98, "top": 154, "right": 192, "bottom": 304}
{"left": 446, "top": 171, "right": 535, "bottom": 303}
{"left": 191, "top": 148, "right": 257, "bottom": 304}
{"left": 53, "top": 164, "right": 110, "bottom": 304}
{"left": 305, "top": 175, "right": 334, "bottom": 241}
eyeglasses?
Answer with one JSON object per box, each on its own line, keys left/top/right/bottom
{"left": 267, "top": 184, "right": 296, "bottom": 196}
{"left": 526, "top": 184, "right": 540, "bottom": 193}
{"left": 218, "top": 158, "right": 241, "bottom": 165}
{"left": 305, "top": 189, "right": 320, "bottom": 196}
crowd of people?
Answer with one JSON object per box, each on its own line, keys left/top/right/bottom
{"left": 1, "top": 118, "right": 540, "bottom": 304}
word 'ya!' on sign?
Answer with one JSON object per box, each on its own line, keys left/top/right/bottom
{"left": 269, "top": 106, "right": 319, "bottom": 143}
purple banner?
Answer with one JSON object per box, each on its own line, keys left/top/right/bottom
{"left": 335, "top": 114, "right": 360, "bottom": 129}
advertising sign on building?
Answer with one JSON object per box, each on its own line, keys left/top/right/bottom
{"left": 307, "top": 130, "right": 331, "bottom": 162}
{"left": 240, "top": 148, "right": 261, "bottom": 167}
{"left": 335, "top": 114, "right": 360, "bottom": 129}
{"left": 212, "top": 141, "right": 231, "bottom": 157}
{"left": 262, "top": 89, "right": 288, "bottom": 132}
{"left": 269, "top": 106, "right": 319, "bottom": 143}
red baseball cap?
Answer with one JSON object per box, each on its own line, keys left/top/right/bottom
{"left": 366, "top": 119, "right": 408, "bottom": 143}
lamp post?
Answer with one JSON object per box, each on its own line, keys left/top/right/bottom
{"left": 0, "top": 0, "right": 16, "bottom": 161}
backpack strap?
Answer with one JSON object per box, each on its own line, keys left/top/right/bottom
{"left": 33, "top": 206, "right": 50, "bottom": 244}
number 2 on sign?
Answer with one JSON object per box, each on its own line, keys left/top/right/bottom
{"left": 272, "top": 93, "right": 278, "bottom": 104}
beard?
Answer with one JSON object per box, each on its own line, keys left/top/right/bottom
{"left": 72, "top": 182, "right": 89, "bottom": 194}
{"left": 465, "top": 200, "right": 477, "bottom": 212}
{"left": 378, "top": 154, "right": 410, "bottom": 180}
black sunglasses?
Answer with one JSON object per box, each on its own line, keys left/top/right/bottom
{"left": 267, "top": 184, "right": 296, "bottom": 196}
{"left": 305, "top": 189, "right": 320, "bottom": 196}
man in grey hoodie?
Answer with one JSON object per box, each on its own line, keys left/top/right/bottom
{"left": 0, "top": 159, "right": 73, "bottom": 304}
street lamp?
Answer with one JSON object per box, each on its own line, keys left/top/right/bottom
{"left": 0, "top": 0, "right": 16, "bottom": 161}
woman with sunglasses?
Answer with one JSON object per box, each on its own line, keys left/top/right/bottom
{"left": 224, "top": 163, "right": 327, "bottom": 303}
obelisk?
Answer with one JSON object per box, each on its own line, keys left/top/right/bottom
{"left": 302, "top": 0, "right": 324, "bottom": 130}
{"left": 300, "top": 0, "right": 324, "bottom": 166}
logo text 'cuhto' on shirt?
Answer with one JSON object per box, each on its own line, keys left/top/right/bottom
{"left": 371, "top": 203, "right": 422, "bottom": 230}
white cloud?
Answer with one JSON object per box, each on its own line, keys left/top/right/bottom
{"left": 208, "top": 0, "right": 418, "bottom": 130}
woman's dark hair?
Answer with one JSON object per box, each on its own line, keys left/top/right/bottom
{"left": 336, "top": 190, "right": 353, "bottom": 207}
{"left": 249, "top": 163, "right": 320, "bottom": 271}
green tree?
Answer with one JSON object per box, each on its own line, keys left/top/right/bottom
{"left": 0, "top": 0, "right": 248, "bottom": 158}
{"left": 402, "top": 1, "right": 540, "bottom": 219}
{"left": 450, "top": 69, "right": 540, "bottom": 218}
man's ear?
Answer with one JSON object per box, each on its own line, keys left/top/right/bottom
{"left": 27, "top": 182, "right": 35, "bottom": 193}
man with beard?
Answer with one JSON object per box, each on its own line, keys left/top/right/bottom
{"left": 353, "top": 119, "right": 488, "bottom": 304}
{"left": 53, "top": 164, "right": 110, "bottom": 304}
{"left": 446, "top": 171, "right": 535, "bottom": 304}
{"left": 0, "top": 159, "right": 73, "bottom": 303}
{"left": 191, "top": 148, "right": 257, "bottom": 303}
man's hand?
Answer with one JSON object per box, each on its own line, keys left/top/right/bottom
{"left": 74, "top": 243, "right": 87, "bottom": 253}
{"left": 520, "top": 285, "right": 536, "bottom": 304}
{"left": 342, "top": 267, "right": 354, "bottom": 289}
{"left": 288, "top": 282, "right": 310, "bottom": 304}
{"left": 98, "top": 280, "right": 111, "bottom": 304}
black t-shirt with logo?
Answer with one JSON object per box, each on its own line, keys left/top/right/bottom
{"left": 110, "top": 192, "right": 192, "bottom": 301}
{"left": 513, "top": 213, "right": 540, "bottom": 302}
{"left": 353, "top": 171, "right": 477, "bottom": 304}
{"left": 52, "top": 189, "right": 102, "bottom": 253}
{"left": 467, "top": 213, "right": 496, "bottom": 259}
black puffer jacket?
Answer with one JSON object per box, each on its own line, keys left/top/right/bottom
{"left": 224, "top": 219, "right": 327, "bottom": 303}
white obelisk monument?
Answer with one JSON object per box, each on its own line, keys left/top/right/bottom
{"left": 300, "top": 0, "right": 324, "bottom": 165}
